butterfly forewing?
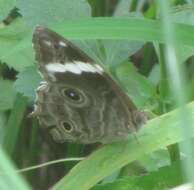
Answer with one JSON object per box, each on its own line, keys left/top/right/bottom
{"left": 32, "top": 26, "right": 146, "bottom": 144}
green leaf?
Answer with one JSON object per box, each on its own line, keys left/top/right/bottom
{"left": 148, "top": 64, "right": 160, "bottom": 86}
{"left": 2, "top": 93, "right": 28, "bottom": 155}
{"left": 92, "top": 161, "right": 184, "bottom": 190}
{"left": 73, "top": 40, "right": 144, "bottom": 67}
{"left": 113, "top": 0, "right": 131, "bottom": 17}
{"left": 170, "top": 5, "right": 194, "bottom": 62}
{"left": 16, "top": 0, "right": 91, "bottom": 26}
{"left": 0, "top": 79, "right": 16, "bottom": 110}
{"left": 171, "top": 5, "right": 194, "bottom": 25}
{"left": 154, "top": 6, "right": 194, "bottom": 70}
{"left": 138, "top": 149, "right": 170, "bottom": 172}
{"left": 0, "top": 147, "right": 30, "bottom": 190}
{"left": 0, "top": 112, "right": 6, "bottom": 143}
{"left": 0, "top": 19, "right": 33, "bottom": 71}
{"left": 0, "top": 103, "right": 29, "bottom": 190}
{"left": 53, "top": 101, "right": 194, "bottom": 190}
{"left": 102, "top": 40, "right": 144, "bottom": 67}
{"left": 116, "top": 62, "right": 156, "bottom": 107}
{"left": 1, "top": 17, "right": 194, "bottom": 72}
{"left": 72, "top": 40, "right": 106, "bottom": 66}
{"left": 0, "top": 0, "right": 16, "bottom": 21}
{"left": 50, "top": 18, "right": 194, "bottom": 46}
{"left": 14, "top": 66, "right": 41, "bottom": 101}
{"left": 113, "top": 2, "right": 143, "bottom": 18}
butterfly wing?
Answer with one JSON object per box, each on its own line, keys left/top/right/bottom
{"left": 32, "top": 26, "right": 145, "bottom": 144}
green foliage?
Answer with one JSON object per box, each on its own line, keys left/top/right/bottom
{"left": 2, "top": 94, "right": 28, "bottom": 155}
{"left": 0, "top": 0, "right": 194, "bottom": 190}
{"left": 116, "top": 62, "right": 156, "bottom": 107}
{"left": 0, "top": 79, "right": 16, "bottom": 110}
{"left": 14, "top": 66, "right": 41, "bottom": 102}
{"left": 0, "top": 0, "right": 16, "bottom": 21}
{"left": 16, "top": 0, "right": 91, "bottom": 26}
{"left": 73, "top": 39, "right": 144, "bottom": 67}
{"left": 170, "top": 5, "right": 194, "bottom": 63}
{"left": 0, "top": 148, "right": 30, "bottom": 190}
{"left": 0, "top": 19, "right": 32, "bottom": 71}
{"left": 92, "top": 161, "right": 184, "bottom": 190}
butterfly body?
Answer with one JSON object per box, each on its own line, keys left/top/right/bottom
{"left": 32, "top": 26, "right": 146, "bottom": 144}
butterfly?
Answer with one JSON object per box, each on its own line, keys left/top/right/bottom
{"left": 32, "top": 26, "right": 146, "bottom": 144}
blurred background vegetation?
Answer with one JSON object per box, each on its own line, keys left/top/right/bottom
{"left": 1, "top": 0, "right": 194, "bottom": 189}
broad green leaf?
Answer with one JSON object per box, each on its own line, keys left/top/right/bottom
{"left": 73, "top": 40, "right": 144, "bottom": 67}
{"left": 116, "top": 62, "right": 156, "bottom": 107}
{"left": 0, "top": 79, "right": 16, "bottom": 110}
{"left": 0, "top": 0, "right": 16, "bottom": 21}
{"left": 16, "top": 0, "right": 91, "bottom": 26}
{"left": 102, "top": 40, "right": 144, "bottom": 67}
{"left": 14, "top": 66, "right": 41, "bottom": 101}
{"left": 0, "top": 19, "right": 33, "bottom": 71}
{"left": 113, "top": 1, "right": 143, "bottom": 18}
{"left": 113, "top": 0, "right": 131, "bottom": 17}
{"left": 53, "top": 101, "right": 194, "bottom": 190}
{"left": 72, "top": 40, "right": 106, "bottom": 66}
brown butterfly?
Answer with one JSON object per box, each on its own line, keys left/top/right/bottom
{"left": 32, "top": 26, "right": 146, "bottom": 144}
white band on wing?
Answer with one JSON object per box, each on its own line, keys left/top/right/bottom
{"left": 45, "top": 61, "right": 103, "bottom": 75}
